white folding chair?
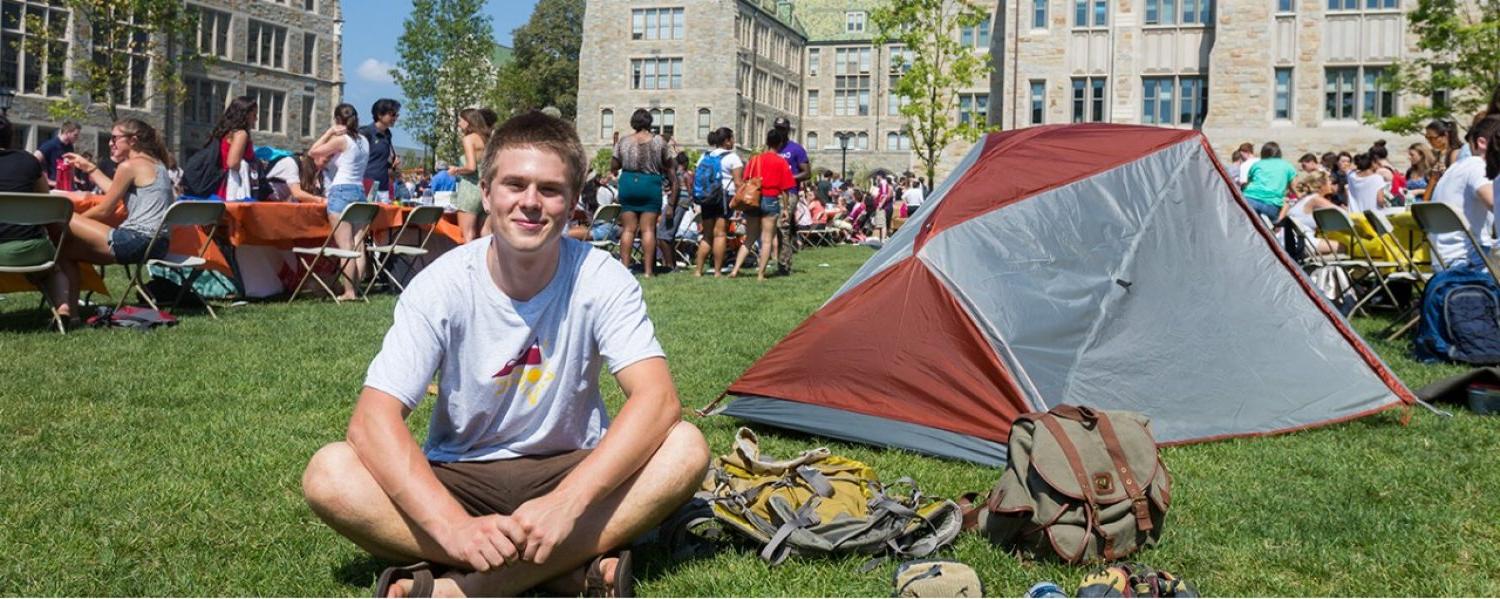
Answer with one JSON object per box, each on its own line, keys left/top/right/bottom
{"left": 364, "top": 205, "right": 444, "bottom": 296}
{"left": 1409, "top": 202, "right": 1500, "bottom": 283}
{"left": 289, "top": 202, "right": 380, "bottom": 304}
{"left": 1312, "top": 208, "right": 1403, "bottom": 316}
{"left": 0, "top": 193, "right": 72, "bottom": 333}
{"left": 1365, "top": 209, "right": 1433, "bottom": 340}
{"left": 588, "top": 204, "right": 622, "bottom": 255}
{"left": 115, "top": 201, "right": 227, "bottom": 318}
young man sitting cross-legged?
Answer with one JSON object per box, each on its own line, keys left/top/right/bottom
{"left": 301, "top": 111, "right": 709, "bottom": 598}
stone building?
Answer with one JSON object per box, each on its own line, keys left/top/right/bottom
{"left": 3, "top": 0, "right": 344, "bottom": 162}
{"left": 576, "top": 0, "right": 1431, "bottom": 181}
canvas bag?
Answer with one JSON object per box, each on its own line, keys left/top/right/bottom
{"left": 731, "top": 156, "right": 763, "bottom": 212}
{"left": 701, "top": 427, "right": 962, "bottom": 566}
{"left": 969, "top": 405, "right": 1170, "bottom": 564}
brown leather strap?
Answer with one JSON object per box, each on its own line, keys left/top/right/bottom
{"left": 1048, "top": 404, "right": 1096, "bottom": 423}
{"left": 1038, "top": 414, "right": 1096, "bottom": 504}
{"left": 1095, "top": 412, "right": 1154, "bottom": 533}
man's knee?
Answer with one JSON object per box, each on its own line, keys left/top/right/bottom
{"left": 302, "top": 441, "right": 365, "bottom": 518}
{"left": 656, "top": 421, "right": 710, "bottom": 491}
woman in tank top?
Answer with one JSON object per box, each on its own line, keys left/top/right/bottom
{"left": 309, "top": 103, "right": 370, "bottom": 301}
{"left": 58, "top": 118, "right": 176, "bottom": 317}
{"left": 205, "top": 96, "right": 257, "bottom": 201}
{"left": 448, "top": 107, "right": 497, "bottom": 243}
{"left": 1280, "top": 170, "right": 1343, "bottom": 256}
{"left": 1345, "top": 152, "right": 1388, "bottom": 213}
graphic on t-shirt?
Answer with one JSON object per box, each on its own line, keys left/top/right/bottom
{"left": 493, "top": 337, "right": 556, "bottom": 406}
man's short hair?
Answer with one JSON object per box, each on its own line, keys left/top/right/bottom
{"left": 371, "top": 98, "right": 401, "bottom": 119}
{"left": 1260, "top": 142, "right": 1282, "bottom": 159}
{"left": 1471, "top": 114, "right": 1500, "bottom": 150}
{"left": 60, "top": 120, "right": 80, "bottom": 134}
{"left": 479, "top": 111, "right": 587, "bottom": 201}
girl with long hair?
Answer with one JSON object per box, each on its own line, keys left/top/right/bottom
{"left": 449, "top": 107, "right": 497, "bottom": 242}
{"left": 729, "top": 127, "right": 795, "bottom": 281}
{"left": 309, "top": 103, "right": 370, "bottom": 301}
{"left": 693, "top": 127, "right": 743, "bottom": 277}
{"left": 58, "top": 118, "right": 177, "bottom": 315}
{"left": 1280, "top": 171, "right": 1342, "bottom": 256}
{"left": 205, "top": 95, "right": 257, "bottom": 201}
{"left": 1406, "top": 143, "right": 1436, "bottom": 196}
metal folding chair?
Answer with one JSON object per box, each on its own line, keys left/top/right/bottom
{"left": 0, "top": 193, "right": 72, "bottom": 333}
{"left": 288, "top": 202, "right": 380, "bottom": 304}
{"left": 587, "top": 204, "right": 622, "bottom": 256}
{"left": 115, "top": 201, "right": 227, "bottom": 318}
{"left": 364, "top": 205, "right": 444, "bottom": 296}
{"left": 1365, "top": 209, "right": 1432, "bottom": 340}
{"left": 1312, "top": 208, "right": 1402, "bottom": 316}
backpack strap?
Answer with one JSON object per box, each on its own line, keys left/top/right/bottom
{"left": 1036, "top": 414, "right": 1097, "bottom": 505}
{"left": 1094, "top": 412, "right": 1154, "bottom": 533}
{"left": 760, "top": 497, "right": 821, "bottom": 565}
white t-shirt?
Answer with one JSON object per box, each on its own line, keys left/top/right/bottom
{"left": 596, "top": 184, "right": 617, "bottom": 206}
{"left": 264, "top": 156, "right": 301, "bottom": 201}
{"left": 363, "top": 237, "right": 665, "bottom": 462}
{"left": 903, "top": 186, "right": 925, "bottom": 207}
{"left": 1346, "top": 171, "right": 1385, "bottom": 213}
{"left": 1237, "top": 157, "right": 1259, "bottom": 186}
{"left": 710, "top": 149, "right": 745, "bottom": 195}
{"left": 1428, "top": 156, "right": 1494, "bottom": 269}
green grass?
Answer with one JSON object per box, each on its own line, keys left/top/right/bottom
{"left": 2, "top": 245, "right": 1498, "bottom": 596}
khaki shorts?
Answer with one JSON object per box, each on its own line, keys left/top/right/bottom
{"left": 431, "top": 449, "right": 592, "bottom": 516}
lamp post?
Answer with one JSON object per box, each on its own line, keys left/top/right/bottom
{"left": 0, "top": 87, "right": 14, "bottom": 116}
{"left": 835, "top": 131, "right": 850, "bottom": 181}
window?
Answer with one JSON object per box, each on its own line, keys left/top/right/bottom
{"left": 183, "top": 76, "right": 228, "bottom": 125}
{"left": 846, "top": 11, "right": 866, "bottom": 33}
{"left": 887, "top": 74, "right": 910, "bottom": 115}
{"left": 1072, "top": 77, "right": 1108, "bottom": 122}
{"left": 834, "top": 48, "right": 871, "bottom": 116}
{"left": 302, "top": 33, "right": 317, "bottom": 76}
{"left": 1030, "top": 80, "right": 1046, "bottom": 125}
{"left": 1145, "top": 0, "right": 1211, "bottom": 24}
{"left": 1327, "top": 0, "right": 1356, "bottom": 8}
{"left": 90, "top": 10, "right": 151, "bottom": 108}
{"left": 1, "top": 0, "right": 70, "bottom": 97}
{"left": 600, "top": 109, "right": 613, "bottom": 140}
{"left": 1142, "top": 76, "right": 1206, "bottom": 125}
{"left": 1034, "top": 0, "right": 1048, "bottom": 28}
{"left": 1075, "top": 0, "right": 1108, "bottom": 27}
{"left": 961, "top": 18, "right": 992, "bottom": 48}
{"left": 958, "top": 93, "right": 988, "bottom": 126}
{"left": 808, "top": 48, "right": 819, "bottom": 76}
{"left": 806, "top": 132, "right": 818, "bottom": 150}
{"left": 1330, "top": 0, "right": 1396, "bottom": 8}
{"left": 1432, "top": 88, "right": 1450, "bottom": 111}
{"left": 1365, "top": 0, "right": 1398, "bottom": 7}
{"left": 855, "top": 131, "right": 869, "bottom": 150}
{"left": 649, "top": 108, "right": 675, "bottom": 137}
{"left": 300, "top": 96, "right": 314, "bottom": 137}
{"left": 630, "top": 57, "right": 683, "bottom": 89}
{"left": 1274, "top": 68, "right": 1292, "bottom": 120}
{"left": 697, "top": 108, "right": 711, "bottom": 140}
{"left": 886, "top": 131, "right": 911, "bottom": 151}
{"left": 248, "top": 86, "right": 285, "bottom": 134}
{"left": 189, "top": 5, "right": 232, "bottom": 58}
{"left": 1277, "top": 0, "right": 1295, "bottom": 11}
{"left": 1323, "top": 66, "right": 1392, "bottom": 120}
{"left": 631, "top": 7, "right": 684, "bottom": 40}
{"left": 304, "top": 0, "right": 316, "bottom": 12}
{"left": 807, "top": 89, "right": 819, "bottom": 116}
{"left": 247, "top": 20, "right": 287, "bottom": 68}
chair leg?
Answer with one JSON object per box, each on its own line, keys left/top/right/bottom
{"left": 1387, "top": 314, "right": 1421, "bottom": 342}
{"left": 175, "top": 268, "right": 219, "bottom": 320}
{"left": 363, "top": 251, "right": 390, "bottom": 298}
{"left": 288, "top": 254, "right": 325, "bottom": 304}
{"left": 115, "top": 263, "right": 146, "bottom": 313}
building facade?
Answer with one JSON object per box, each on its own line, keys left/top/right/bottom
{"left": 577, "top": 0, "right": 1429, "bottom": 181}
{"left": 3, "top": 0, "right": 344, "bottom": 162}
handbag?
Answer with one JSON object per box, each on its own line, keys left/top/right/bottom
{"left": 731, "top": 155, "right": 763, "bottom": 212}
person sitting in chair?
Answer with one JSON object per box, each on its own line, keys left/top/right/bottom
{"left": 300, "top": 111, "right": 709, "bottom": 598}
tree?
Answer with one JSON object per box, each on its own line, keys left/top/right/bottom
{"left": 1372, "top": 0, "right": 1500, "bottom": 134}
{"left": 873, "top": 0, "right": 994, "bottom": 185}
{"left": 21, "top": 0, "right": 206, "bottom": 125}
{"left": 394, "top": 0, "right": 497, "bottom": 166}
{"left": 493, "top": 0, "right": 584, "bottom": 120}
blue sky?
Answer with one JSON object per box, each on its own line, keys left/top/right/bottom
{"left": 342, "top": 0, "right": 541, "bottom": 148}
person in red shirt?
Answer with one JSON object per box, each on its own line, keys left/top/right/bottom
{"left": 730, "top": 127, "right": 795, "bottom": 280}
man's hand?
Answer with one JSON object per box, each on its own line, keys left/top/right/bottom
{"left": 509, "top": 493, "right": 589, "bottom": 565}
{"left": 440, "top": 513, "right": 528, "bottom": 572}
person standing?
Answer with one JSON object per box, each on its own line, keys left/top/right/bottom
{"left": 771, "top": 117, "right": 810, "bottom": 275}
{"left": 693, "top": 128, "right": 742, "bottom": 278}
{"left": 730, "top": 127, "right": 795, "bottom": 280}
{"left": 610, "top": 109, "right": 675, "bottom": 278}
{"left": 902, "top": 177, "right": 925, "bottom": 217}
{"left": 360, "top": 98, "right": 401, "bottom": 202}
{"left": 450, "top": 108, "right": 497, "bottom": 243}
{"left": 1242, "top": 142, "right": 1296, "bottom": 223}
{"left": 310, "top": 103, "right": 371, "bottom": 301}
{"left": 33, "top": 120, "right": 79, "bottom": 190}
{"left": 204, "top": 96, "right": 258, "bottom": 201}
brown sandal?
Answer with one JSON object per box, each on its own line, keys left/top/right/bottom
{"left": 583, "top": 550, "right": 634, "bottom": 598}
{"left": 373, "top": 562, "right": 436, "bottom": 598}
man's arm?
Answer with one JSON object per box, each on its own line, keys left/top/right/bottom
{"left": 346, "top": 387, "right": 528, "bottom": 572}
{"left": 793, "top": 159, "right": 811, "bottom": 183}
{"left": 508, "top": 357, "right": 679, "bottom": 565}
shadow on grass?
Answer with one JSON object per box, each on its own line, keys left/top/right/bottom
{"left": 334, "top": 554, "right": 386, "bottom": 592}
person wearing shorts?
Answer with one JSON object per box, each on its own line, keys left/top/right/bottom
{"left": 311, "top": 103, "right": 372, "bottom": 301}
{"left": 0, "top": 116, "right": 68, "bottom": 320}
{"left": 730, "top": 127, "right": 796, "bottom": 280}
{"left": 693, "top": 127, "right": 743, "bottom": 277}
{"left": 301, "top": 111, "right": 708, "bottom": 598}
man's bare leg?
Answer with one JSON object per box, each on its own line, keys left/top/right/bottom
{"left": 303, "top": 421, "right": 709, "bottom": 597}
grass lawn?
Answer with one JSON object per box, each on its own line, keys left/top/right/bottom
{"left": 2, "top": 244, "right": 1498, "bottom": 596}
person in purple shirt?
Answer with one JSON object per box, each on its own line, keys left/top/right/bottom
{"left": 772, "top": 117, "right": 810, "bottom": 274}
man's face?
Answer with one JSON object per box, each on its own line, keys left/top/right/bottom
{"left": 60, "top": 129, "right": 79, "bottom": 145}
{"left": 381, "top": 110, "right": 399, "bottom": 128}
{"left": 482, "top": 146, "right": 572, "bottom": 254}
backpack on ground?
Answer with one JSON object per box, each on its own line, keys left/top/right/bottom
{"left": 1414, "top": 265, "right": 1500, "bottom": 364}
{"left": 964, "top": 405, "right": 1170, "bottom": 564}
{"left": 693, "top": 151, "right": 727, "bottom": 207}
{"left": 700, "top": 427, "right": 962, "bottom": 566}
{"left": 181, "top": 144, "right": 226, "bottom": 198}
{"left": 86, "top": 305, "right": 178, "bottom": 330}
{"left": 892, "top": 559, "right": 983, "bottom": 598}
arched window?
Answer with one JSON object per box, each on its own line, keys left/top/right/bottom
{"left": 697, "top": 108, "right": 711, "bottom": 140}
{"left": 806, "top": 131, "right": 818, "bottom": 150}
{"left": 662, "top": 109, "right": 676, "bottom": 137}
{"left": 886, "top": 131, "right": 898, "bottom": 150}
{"left": 649, "top": 108, "right": 662, "bottom": 135}
{"left": 599, "top": 109, "right": 613, "bottom": 141}
{"left": 855, "top": 131, "right": 869, "bottom": 150}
